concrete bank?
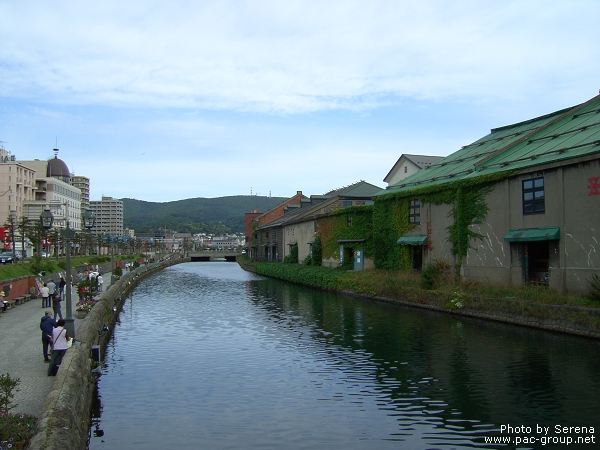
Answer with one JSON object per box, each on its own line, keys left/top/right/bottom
{"left": 239, "top": 261, "right": 600, "bottom": 340}
{"left": 28, "top": 255, "right": 189, "bottom": 450}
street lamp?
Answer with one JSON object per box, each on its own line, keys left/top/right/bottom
{"left": 40, "top": 208, "right": 53, "bottom": 258}
{"left": 82, "top": 210, "right": 95, "bottom": 256}
{"left": 39, "top": 207, "right": 95, "bottom": 340}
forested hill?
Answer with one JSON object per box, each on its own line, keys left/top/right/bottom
{"left": 122, "top": 195, "right": 287, "bottom": 235}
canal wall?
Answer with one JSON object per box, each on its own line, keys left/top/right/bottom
{"left": 28, "top": 255, "right": 189, "bottom": 450}
{"left": 240, "top": 261, "right": 600, "bottom": 340}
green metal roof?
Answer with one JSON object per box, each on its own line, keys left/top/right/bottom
{"left": 375, "top": 95, "right": 600, "bottom": 198}
{"left": 397, "top": 234, "right": 428, "bottom": 245}
{"left": 504, "top": 227, "right": 560, "bottom": 242}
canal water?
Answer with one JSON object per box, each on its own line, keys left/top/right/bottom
{"left": 89, "top": 262, "right": 599, "bottom": 449}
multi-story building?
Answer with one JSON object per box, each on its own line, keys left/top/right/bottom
{"left": 90, "top": 196, "right": 124, "bottom": 237}
{"left": 71, "top": 174, "right": 90, "bottom": 213}
{"left": 0, "top": 147, "right": 37, "bottom": 226}
{"left": 20, "top": 151, "right": 82, "bottom": 231}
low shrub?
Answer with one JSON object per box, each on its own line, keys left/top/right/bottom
{"left": 283, "top": 246, "right": 298, "bottom": 264}
{"left": 255, "top": 263, "right": 346, "bottom": 291}
{"left": 312, "top": 237, "right": 322, "bottom": 266}
{"left": 88, "top": 256, "right": 110, "bottom": 264}
{"left": 0, "top": 412, "right": 38, "bottom": 449}
{"left": 588, "top": 273, "right": 600, "bottom": 302}
{"left": 421, "top": 259, "right": 451, "bottom": 290}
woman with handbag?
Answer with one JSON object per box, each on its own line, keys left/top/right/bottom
{"left": 47, "top": 319, "right": 71, "bottom": 376}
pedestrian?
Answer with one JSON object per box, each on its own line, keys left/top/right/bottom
{"left": 97, "top": 274, "right": 103, "bottom": 292}
{"left": 47, "top": 319, "right": 70, "bottom": 376}
{"left": 41, "top": 283, "right": 50, "bottom": 308}
{"left": 47, "top": 279, "right": 56, "bottom": 304}
{"left": 52, "top": 292, "right": 63, "bottom": 320}
{"left": 1, "top": 291, "right": 9, "bottom": 312}
{"left": 40, "top": 311, "right": 56, "bottom": 362}
{"left": 77, "top": 271, "right": 83, "bottom": 283}
{"left": 59, "top": 276, "right": 67, "bottom": 299}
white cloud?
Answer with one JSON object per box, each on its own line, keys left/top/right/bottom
{"left": 2, "top": 1, "right": 599, "bottom": 113}
{"left": 2, "top": 1, "right": 600, "bottom": 203}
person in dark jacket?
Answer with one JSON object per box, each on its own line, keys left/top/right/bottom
{"left": 40, "top": 311, "right": 56, "bottom": 362}
{"left": 59, "top": 276, "right": 67, "bottom": 297}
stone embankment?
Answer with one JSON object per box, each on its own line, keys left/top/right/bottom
{"left": 28, "top": 255, "right": 189, "bottom": 450}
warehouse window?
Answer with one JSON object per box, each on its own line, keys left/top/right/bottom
{"left": 409, "top": 200, "right": 421, "bottom": 224}
{"left": 523, "top": 177, "right": 545, "bottom": 214}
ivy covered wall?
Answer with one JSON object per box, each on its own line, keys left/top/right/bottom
{"left": 373, "top": 173, "right": 510, "bottom": 271}
{"left": 316, "top": 205, "right": 374, "bottom": 261}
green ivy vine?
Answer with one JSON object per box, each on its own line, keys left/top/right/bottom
{"left": 316, "top": 205, "right": 374, "bottom": 261}
{"left": 373, "top": 172, "right": 512, "bottom": 270}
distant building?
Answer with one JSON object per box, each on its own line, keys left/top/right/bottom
{"left": 254, "top": 181, "right": 382, "bottom": 264}
{"left": 383, "top": 154, "right": 442, "bottom": 186}
{"left": 71, "top": 174, "right": 90, "bottom": 212}
{"left": 245, "top": 191, "right": 307, "bottom": 260}
{"left": 0, "top": 147, "right": 36, "bottom": 226}
{"left": 21, "top": 151, "right": 82, "bottom": 231}
{"left": 90, "top": 196, "right": 124, "bottom": 237}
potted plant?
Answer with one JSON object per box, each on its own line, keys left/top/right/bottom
{"left": 75, "top": 299, "right": 96, "bottom": 318}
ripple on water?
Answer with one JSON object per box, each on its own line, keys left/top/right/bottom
{"left": 90, "top": 263, "right": 600, "bottom": 450}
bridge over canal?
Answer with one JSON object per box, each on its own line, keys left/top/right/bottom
{"left": 190, "top": 251, "right": 242, "bottom": 262}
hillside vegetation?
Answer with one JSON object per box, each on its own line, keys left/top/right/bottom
{"left": 122, "top": 195, "right": 287, "bottom": 234}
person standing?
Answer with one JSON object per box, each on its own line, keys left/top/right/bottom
{"left": 52, "top": 291, "right": 63, "bottom": 320}
{"left": 97, "top": 274, "right": 103, "bottom": 292}
{"left": 47, "top": 319, "right": 70, "bottom": 376}
{"left": 40, "top": 283, "right": 50, "bottom": 308}
{"left": 59, "top": 276, "right": 67, "bottom": 300}
{"left": 47, "top": 279, "right": 56, "bottom": 305}
{"left": 40, "top": 311, "right": 56, "bottom": 362}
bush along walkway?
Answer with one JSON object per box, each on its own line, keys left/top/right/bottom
{"left": 244, "top": 261, "right": 600, "bottom": 340}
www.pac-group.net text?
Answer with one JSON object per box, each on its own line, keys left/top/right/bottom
{"left": 483, "top": 424, "right": 595, "bottom": 446}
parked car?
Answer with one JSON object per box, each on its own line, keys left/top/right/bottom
{"left": 1, "top": 251, "right": 19, "bottom": 264}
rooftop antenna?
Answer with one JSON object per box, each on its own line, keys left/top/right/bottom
{"left": 250, "top": 187, "right": 252, "bottom": 195}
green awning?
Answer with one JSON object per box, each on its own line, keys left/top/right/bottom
{"left": 397, "top": 234, "right": 427, "bottom": 245}
{"left": 504, "top": 227, "right": 560, "bottom": 242}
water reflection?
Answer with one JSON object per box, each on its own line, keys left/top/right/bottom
{"left": 90, "top": 263, "right": 600, "bottom": 449}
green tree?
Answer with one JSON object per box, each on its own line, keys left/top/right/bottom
{"left": 311, "top": 236, "right": 322, "bottom": 266}
{"left": 0, "top": 372, "right": 20, "bottom": 414}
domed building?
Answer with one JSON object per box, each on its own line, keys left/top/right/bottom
{"left": 46, "top": 153, "right": 71, "bottom": 184}
{"left": 20, "top": 149, "right": 82, "bottom": 231}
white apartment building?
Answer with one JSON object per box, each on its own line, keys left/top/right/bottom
{"left": 90, "top": 196, "right": 124, "bottom": 237}
{"left": 0, "top": 147, "right": 37, "bottom": 225}
{"left": 71, "top": 174, "right": 90, "bottom": 212}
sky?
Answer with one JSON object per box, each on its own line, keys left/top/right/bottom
{"left": 1, "top": 1, "right": 600, "bottom": 203}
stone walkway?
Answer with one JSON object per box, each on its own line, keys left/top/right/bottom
{"left": 0, "top": 279, "right": 110, "bottom": 416}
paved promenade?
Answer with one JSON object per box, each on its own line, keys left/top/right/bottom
{"left": 0, "top": 280, "right": 109, "bottom": 416}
